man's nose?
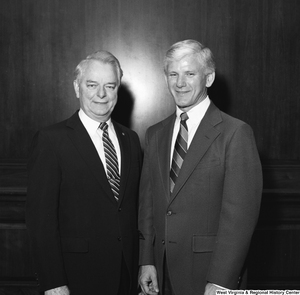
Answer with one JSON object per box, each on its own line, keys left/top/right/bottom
{"left": 176, "top": 75, "right": 186, "bottom": 88}
{"left": 97, "top": 87, "right": 106, "bottom": 98}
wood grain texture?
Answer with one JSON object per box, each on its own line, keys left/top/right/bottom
{"left": 0, "top": 0, "right": 300, "bottom": 290}
{"left": 0, "top": 0, "right": 299, "bottom": 159}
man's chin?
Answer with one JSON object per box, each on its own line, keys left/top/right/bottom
{"left": 175, "top": 101, "right": 189, "bottom": 108}
{"left": 87, "top": 110, "right": 113, "bottom": 122}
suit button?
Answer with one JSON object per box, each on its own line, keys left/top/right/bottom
{"left": 118, "top": 208, "right": 122, "bottom": 212}
{"left": 162, "top": 240, "right": 165, "bottom": 244}
{"left": 166, "top": 210, "right": 172, "bottom": 216}
{"left": 118, "top": 237, "right": 122, "bottom": 241}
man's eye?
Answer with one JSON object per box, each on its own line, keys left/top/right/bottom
{"left": 187, "top": 73, "right": 195, "bottom": 77}
{"left": 169, "top": 73, "right": 177, "bottom": 77}
{"left": 87, "top": 84, "right": 97, "bottom": 89}
{"left": 106, "top": 85, "right": 116, "bottom": 90}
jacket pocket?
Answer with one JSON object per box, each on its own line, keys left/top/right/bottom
{"left": 192, "top": 235, "right": 216, "bottom": 253}
{"left": 61, "top": 237, "right": 89, "bottom": 253}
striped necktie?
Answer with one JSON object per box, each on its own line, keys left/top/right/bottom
{"left": 99, "top": 122, "right": 120, "bottom": 201}
{"left": 170, "top": 112, "right": 189, "bottom": 193}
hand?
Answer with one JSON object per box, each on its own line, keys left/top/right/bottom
{"left": 45, "top": 285, "right": 70, "bottom": 295}
{"left": 138, "top": 265, "right": 159, "bottom": 295}
{"left": 204, "top": 282, "right": 225, "bottom": 295}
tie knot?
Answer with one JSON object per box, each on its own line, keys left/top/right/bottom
{"left": 180, "top": 112, "right": 189, "bottom": 122}
{"left": 99, "top": 122, "right": 108, "bottom": 131}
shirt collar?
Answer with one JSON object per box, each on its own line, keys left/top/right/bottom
{"left": 175, "top": 96, "right": 211, "bottom": 124}
{"left": 78, "top": 109, "right": 112, "bottom": 135}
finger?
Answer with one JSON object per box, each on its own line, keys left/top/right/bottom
{"left": 140, "top": 285, "right": 157, "bottom": 295}
{"left": 140, "top": 283, "right": 149, "bottom": 294}
{"left": 149, "top": 279, "right": 159, "bottom": 293}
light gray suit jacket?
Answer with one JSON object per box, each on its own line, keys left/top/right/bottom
{"left": 139, "top": 102, "right": 262, "bottom": 294}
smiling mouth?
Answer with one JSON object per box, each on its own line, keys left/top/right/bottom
{"left": 176, "top": 91, "right": 190, "bottom": 95}
{"left": 94, "top": 101, "right": 108, "bottom": 104}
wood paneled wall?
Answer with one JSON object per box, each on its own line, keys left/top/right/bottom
{"left": 1, "top": 0, "right": 299, "bottom": 157}
{"left": 248, "top": 164, "right": 300, "bottom": 289}
{"left": 0, "top": 0, "right": 300, "bottom": 292}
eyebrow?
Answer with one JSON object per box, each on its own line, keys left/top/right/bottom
{"left": 85, "top": 80, "right": 117, "bottom": 85}
{"left": 86, "top": 80, "right": 98, "bottom": 84}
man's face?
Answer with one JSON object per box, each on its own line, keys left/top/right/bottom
{"left": 166, "top": 55, "right": 214, "bottom": 112}
{"left": 74, "top": 60, "right": 119, "bottom": 122}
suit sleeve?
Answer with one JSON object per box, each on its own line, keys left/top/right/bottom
{"left": 26, "top": 130, "right": 68, "bottom": 291}
{"left": 206, "top": 123, "right": 263, "bottom": 288}
{"left": 138, "top": 129, "right": 156, "bottom": 266}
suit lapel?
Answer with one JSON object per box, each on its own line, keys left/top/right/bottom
{"left": 170, "top": 103, "right": 222, "bottom": 202}
{"left": 66, "top": 112, "right": 116, "bottom": 205}
{"left": 156, "top": 114, "right": 176, "bottom": 201}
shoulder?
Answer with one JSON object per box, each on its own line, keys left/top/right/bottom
{"left": 216, "top": 111, "right": 257, "bottom": 147}
{"left": 208, "top": 102, "right": 249, "bottom": 130}
{"left": 146, "top": 113, "right": 175, "bottom": 136}
{"left": 33, "top": 120, "right": 69, "bottom": 146}
{"left": 206, "top": 103, "right": 255, "bottom": 142}
{"left": 41, "top": 120, "right": 68, "bottom": 134}
{"left": 30, "top": 113, "right": 80, "bottom": 150}
{"left": 36, "top": 111, "right": 80, "bottom": 136}
{"left": 220, "top": 111, "right": 250, "bottom": 129}
{"left": 207, "top": 101, "right": 250, "bottom": 130}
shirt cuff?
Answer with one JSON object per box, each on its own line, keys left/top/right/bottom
{"left": 212, "top": 283, "right": 228, "bottom": 290}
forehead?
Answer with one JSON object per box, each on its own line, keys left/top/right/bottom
{"left": 82, "top": 60, "right": 118, "bottom": 82}
{"left": 167, "top": 55, "right": 203, "bottom": 72}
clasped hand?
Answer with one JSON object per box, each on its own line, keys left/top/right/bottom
{"left": 138, "top": 265, "right": 159, "bottom": 295}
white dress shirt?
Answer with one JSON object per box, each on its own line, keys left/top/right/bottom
{"left": 78, "top": 109, "right": 121, "bottom": 174}
{"left": 170, "top": 96, "right": 211, "bottom": 166}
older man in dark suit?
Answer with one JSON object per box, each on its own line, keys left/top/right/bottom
{"left": 138, "top": 40, "right": 263, "bottom": 295}
{"left": 26, "top": 50, "right": 142, "bottom": 295}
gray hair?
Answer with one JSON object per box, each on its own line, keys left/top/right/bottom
{"left": 74, "top": 50, "right": 123, "bottom": 84}
{"left": 164, "top": 39, "right": 215, "bottom": 74}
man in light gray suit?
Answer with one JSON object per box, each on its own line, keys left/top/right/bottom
{"left": 138, "top": 40, "right": 262, "bottom": 295}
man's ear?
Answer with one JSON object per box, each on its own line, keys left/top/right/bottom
{"left": 206, "top": 72, "right": 215, "bottom": 88}
{"left": 73, "top": 80, "right": 80, "bottom": 98}
{"left": 164, "top": 72, "right": 168, "bottom": 85}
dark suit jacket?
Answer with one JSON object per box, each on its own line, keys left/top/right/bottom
{"left": 26, "top": 111, "right": 142, "bottom": 295}
{"left": 139, "top": 102, "right": 262, "bottom": 294}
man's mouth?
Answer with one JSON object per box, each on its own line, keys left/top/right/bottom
{"left": 176, "top": 91, "right": 189, "bottom": 95}
{"left": 94, "top": 101, "right": 108, "bottom": 104}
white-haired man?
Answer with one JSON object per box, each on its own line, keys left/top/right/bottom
{"left": 27, "top": 51, "right": 142, "bottom": 295}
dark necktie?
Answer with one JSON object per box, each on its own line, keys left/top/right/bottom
{"left": 99, "top": 122, "right": 120, "bottom": 201}
{"left": 170, "top": 112, "right": 189, "bottom": 193}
